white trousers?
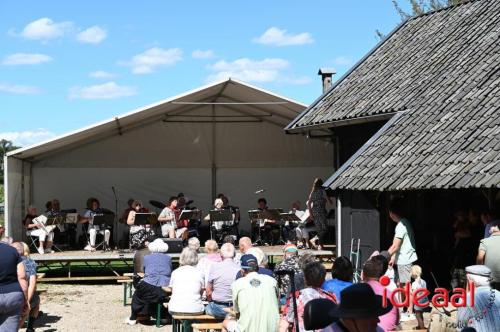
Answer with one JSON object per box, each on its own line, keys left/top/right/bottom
{"left": 28, "top": 229, "right": 54, "bottom": 242}
{"left": 89, "top": 228, "right": 110, "bottom": 246}
{"left": 295, "top": 225, "right": 316, "bottom": 240}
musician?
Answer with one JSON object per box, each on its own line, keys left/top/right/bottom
{"left": 158, "top": 196, "right": 187, "bottom": 240}
{"left": 221, "top": 195, "right": 240, "bottom": 237}
{"left": 292, "top": 201, "right": 314, "bottom": 249}
{"left": 127, "top": 200, "right": 155, "bottom": 249}
{"left": 24, "top": 206, "right": 54, "bottom": 254}
{"left": 80, "top": 197, "right": 111, "bottom": 252}
{"left": 256, "top": 198, "right": 278, "bottom": 245}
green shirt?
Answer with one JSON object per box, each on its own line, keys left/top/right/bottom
{"left": 394, "top": 218, "right": 418, "bottom": 265}
{"left": 479, "top": 233, "right": 500, "bottom": 282}
{"left": 232, "top": 271, "right": 279, "bottom": 332}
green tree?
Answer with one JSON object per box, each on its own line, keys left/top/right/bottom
{"left": 0, "top": 139, "right": 20, "bottom": 184}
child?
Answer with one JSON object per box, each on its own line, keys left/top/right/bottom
{"left": 410, "top": 265, "right": 430, "bottom": 329}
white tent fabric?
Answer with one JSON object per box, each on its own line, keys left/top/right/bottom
{"left": 5, "top": 78, "right": 333, "bottom": 240}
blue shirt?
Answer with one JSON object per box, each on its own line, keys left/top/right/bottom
{"left": 22, "top": 257, "right": 37, "bottom": 279}
{"left": 0, "top": 243, "right": 22, "bottom": 294}
{"left": 321, "top": 279, "right": 352, "bottom": 302}
{"left": 143, "top": 253, "right": 172, "bottom": 287}
{"left": 457, "top": 286, "right": 500, "bottom": 331}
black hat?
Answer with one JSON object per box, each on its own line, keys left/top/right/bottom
{"left": 329, "top": 283, "right": 392, "bottom": 319}
{"left": 304, "top": 298, "right": 338, "bottom": 330}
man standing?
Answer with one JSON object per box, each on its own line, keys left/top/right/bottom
{"left": 386, "top": 197, "right": 417, "bottom": 321}
{"left": 456, "top": 265, "right": 500, "bottom": 331}
{"left": 223, "top": 254, "right": 279, "bottom": 332}
{"left": 480, "top": 209, "right": 499, "bottom": 239}
{"left": 477, "top": 221, "right": 500, "bottom": 291}
{"left": 206, "top": 243, "right": 240, "bottom": 319}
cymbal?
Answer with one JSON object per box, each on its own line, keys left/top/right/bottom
{"left": 149, "top": 200, "right": 166, "bottom": 209}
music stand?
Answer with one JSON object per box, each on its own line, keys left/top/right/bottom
{"left": 179, "top": 209, "right": 202, "bottom": 221}
{"left": 92, "top": 214, "right": 115, "bottom": 251}
{"left": 279, "top": 213, "right": 301, "bottom": 224}
{"left": 209, "top": 210, "right": 232, "bottom": 240}
{"left": 133, "top": 213, "right": 158, "bottom": 226}
{"left": 248, "top": 210, "right": 265, "bottom": 245}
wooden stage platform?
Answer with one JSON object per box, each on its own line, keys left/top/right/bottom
{"left": 32, "top": 246, "right": 336, "bottom": 282}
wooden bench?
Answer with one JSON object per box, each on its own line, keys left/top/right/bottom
{"left": 117, "top": 278, "right": 133, "bottom": 306}
{"left": 192, "top": 322, "right": 223, "bottom": 332}
{"left": 172, "top": 314, "right": 220, "bottom": 332}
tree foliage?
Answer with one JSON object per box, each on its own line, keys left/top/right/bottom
{"left": 0, "top": 139, "right": 20, "bottom": 184}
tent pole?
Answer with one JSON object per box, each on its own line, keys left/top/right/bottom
{"left": 337, "top": 196, "right": 342, "bottom": 257}
{"left": 3, "top": 156, "right": 9, "bottom": 237}
{"left": 211, "top": 105, "right": 217, "bottom": 202}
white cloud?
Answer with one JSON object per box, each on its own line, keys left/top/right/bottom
{"left": 0, "top": 83, "right": 41, "bottom": 94}
{"left": 89, "top": 70, "right": 116, "bottom": 79}
{"left": 122, "top": 47, "right": 183, "bottom": 74}
{"left": 19, "top": 17, "right": 73, "bottom": 41}
{"left": 332, "top": 56, "right": 354, "bottom": 66}
{"left": 206, "top": 58, "right": 290, "bottom": 83}
{"left": 76, "top": 26, "right": 107, "bottom": 44}
{"left": 2, "top": 53, "right": 53, "bottom": 65}
{"left": 0, "top": 128, "right": 55, "bottom": 147}
{"left": 192, "top": 49, "right": 215, "bottom": 59}
{"left": 69, "top": 81, "right": 137, "bottom": 99}
{"left": 253, "top": 27, "right": 314, "bottom": 46}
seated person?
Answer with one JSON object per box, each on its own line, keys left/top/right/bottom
{"left": 256, "top": 198, "right": 278, "bottom": 245}
{"left": 168, "top": 248, "right": 205, "bottom": 332}
{"left": 275, "top": 244, "right": 301, "bottom": 301}
{"left": 205, "top": 243, "right": 240, "bottom": 319}
{"left": 126, "top": 239, "right": 172, "bottom": 325}
{"left": 279, "top": 262, "right": 337, "bottom": 332}
{"left": 12, "top": 242, "right": 40, "bottom": 332}
{"left": 188, "top": 237, "right": 200, "bottom": 252}
{"left": 158, "top": 197, "right": 187, "bottom": 240}
{"left": 237, "top": 247, "right": 273, "bottom": 279}
{"left": 126, "top": 200, "right": 155, "bottom": 249}
{"left": 197, "top": 240, "right": 222, "bottom": 285}
{"left": 321, "top": 256, "right": 353, "bottom": 302}
{"left": 133, "top": 235, "right": 156, "bottom": 276}
{"left": 24, "top": 206, "right": 54, "bottom": 254}
{"left": 80, "top": 198, "right": 111, "bottom": 251}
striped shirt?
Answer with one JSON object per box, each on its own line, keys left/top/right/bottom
{"left": 456, "top": 286, "right": 500, "bottom": 331}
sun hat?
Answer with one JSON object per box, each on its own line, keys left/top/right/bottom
{"left": 283, "top": 244, "right": 298, "bottom": 253}
{"left": 329, "top": 283, "right": 392, "bottom": 319}
{"left": 465, "top": 265, "right": 491, "bottom": 278}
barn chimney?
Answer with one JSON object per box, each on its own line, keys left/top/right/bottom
{"left": 318, "top": 68, "right": 336, "bottom": 93}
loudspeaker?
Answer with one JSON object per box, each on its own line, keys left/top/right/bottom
{"left": 161, "top": 238, "right": 183, "bottom": 253}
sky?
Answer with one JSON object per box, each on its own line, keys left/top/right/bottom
{"left": 0, "top": 1, "right": 405, "bottom": 147}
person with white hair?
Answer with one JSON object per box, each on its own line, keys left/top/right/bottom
{"left": 197, "top": 240, "right": 222, "bottom": 285}
{"left": 169, "top": 248, "right": 205, "bottom": 332}
{"left": 188, "top": 237, "right": 201, "bottom": 252}
{"left": 126, "top": 239, "right": 172, "bottom": 325}
{"left": 23, "top": 206, "right": 54, "bottom": 254}
{"left": 456, "top": 265, "right": 500, "bottom": 331}
{"left": 206, "top": 243, "right": 240, "bottom": 319}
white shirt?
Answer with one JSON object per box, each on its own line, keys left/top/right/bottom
{"left": 168, "top": 265, "right": 205, "bottom": 313}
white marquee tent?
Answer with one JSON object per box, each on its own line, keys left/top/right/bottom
{"left": 4, "top": 78, "right": 333, "bottom": 241}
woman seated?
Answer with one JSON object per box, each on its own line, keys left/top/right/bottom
{"left": 197, "top": 240, "right": 222, "bottom": 285}
{"left": 126, "top": 200, "right": 155, "bottom": 249}
{"left": 126, "top": 239, "right": 172, "bottom": 325}
{"left": 24, "top": 206, "right": 54, "bottom": 254}
{"left": 168, "top": 248, "right": 205, "bottom": 332}
{"left": 158, "top": 197, "right": 187, "bottom": 240}
{"left": 12, "top": 242, "right": 40, "bottom": 332}
{"left": 80, "top": 198, "right": 111, "bottom": 251}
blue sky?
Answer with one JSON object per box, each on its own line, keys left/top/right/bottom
{"left": 0, "top": 1, "right": 404, "bottom": 147}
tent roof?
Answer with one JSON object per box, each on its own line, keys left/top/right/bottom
{"left": 8, "top": 78, "right": 306, "bottom": 160}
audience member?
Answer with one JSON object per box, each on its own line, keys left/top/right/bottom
{"left": 409, "top": 265, "right": 429, "bottom": 330}
{"left": 456, "top": 265, "right": 500, "bottom": 331}
{"left": 295, "top": 253, "right": 317, "bottom": 292}
{"left": 127, "top": 239, "right": 172, "bottom": 325}
{"left": 168, "top": 248, "right": 205, "bottom": 332}
{"left": 0, "top": 223, "right": 4, "bottom": 239}
{"left": 362, "top": 257, "right": 399, "bottom": 331}
{"left": 275, "top": 244, "right": 301, "bottom": 301}
{"left": 476, "top": 220, "right": 500, "bottom": 291}
{"left": 321, "top": 283, "right": 392, "bottom": 332}
{"left": 386, "top": 197, "right": 417, "bottom": 321}
{"left": 480, "top": 209, "right": 499, "bottom": 239}
{"left": 451, "top": 210, "right": 476, "bottom": 289}
{"left": 12, "top": 242, "right": 40, "bottom": 332}
{"left": 188, "top": 237, "right": 201, "bottom": 252}
{"left": 0, "top": 240, "right": 28, "bottom": 331}
{"left": 133, "top": 235, "right": 155, "bottom": 276}
{"left": 222, "top": 254, "right": 279, "bottom": 332}
{"left": 322, "top": 256, "right": 353, "bottom": 301}
{"left": 279, "top": 262, "right": 337, "bottom": 332}
{"left": 206, "top": 243, "right": 240, "bottom": 319}
{"left": 197, "top": 240, "right": 222, "bottom": 285}
{"left": 1, "top": 236, "right": 13, "bottom": 244}
{"left": 234, "top": 237, "right": 252, "bottom": 264}
{"left": 240, "top": 247, "right": 273, "bottom": 278}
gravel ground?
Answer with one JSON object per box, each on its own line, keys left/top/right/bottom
{"left": 21, "top": 284, "right": 172, "bottom": 332}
